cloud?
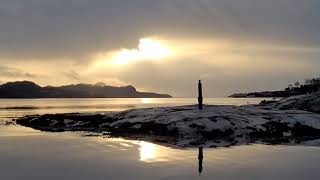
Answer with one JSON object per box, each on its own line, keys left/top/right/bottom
{"left": 0, "top": 0, "right": 319, "bottom": 60}
{"left": 0, "top": 0, "right": 320, "bottom": 96}
{"left": 64, "top": 70, "right": 80, "bottom": 80}
{"left": 0, "top": 65, "right": 37, "bottom": 78}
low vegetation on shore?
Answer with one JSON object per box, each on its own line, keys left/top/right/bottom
{"left": 229, "top": 77, "right": 320, "bottom": 98}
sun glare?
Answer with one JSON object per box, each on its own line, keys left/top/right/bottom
{"left": 113, "top": 38, "right": 171, "bottom": 65}
{"left": 139, "top": 141, "right": 156, "bottom": 161}
{"left": 141, "top": 98, "right": 153, "bottom": 104}
{"left": 139, "top": 38, "right": 170, "bottom": 59}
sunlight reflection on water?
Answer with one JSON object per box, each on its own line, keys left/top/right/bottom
{"left": 139, "top": 141, "right": 157, "bottom": 162}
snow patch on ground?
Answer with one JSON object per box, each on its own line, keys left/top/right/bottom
{"left": 16, "top": 93, "right": 320, "bottom": 148}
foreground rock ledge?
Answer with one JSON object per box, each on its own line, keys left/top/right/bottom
{"left": 17, "top": 93, "right": 320, "bottom": 148}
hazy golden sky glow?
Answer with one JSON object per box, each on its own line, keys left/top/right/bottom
{"left": 1, "top": 0, "right": 320, "bottom": 97}
{"left": 112, "top": 38, "right": 171, "bottom": 65}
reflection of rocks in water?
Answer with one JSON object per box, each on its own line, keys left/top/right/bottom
{"left": 198, "top": 147, "right": 203, "bottom": 175}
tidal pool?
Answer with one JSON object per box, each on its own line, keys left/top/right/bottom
{"left": 1, "top": 125, "right": 320, "bottom": 180}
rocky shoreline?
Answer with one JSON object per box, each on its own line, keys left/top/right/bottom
{"left": 16, "top": 92, "right": 320, "bottom": 148}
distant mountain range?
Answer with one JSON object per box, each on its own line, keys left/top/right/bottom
{"left": 0, "top": 81, "right": 172, "bottom": 98}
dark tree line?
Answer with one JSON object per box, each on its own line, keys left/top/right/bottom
{"left": 285, "top": 77, "right": 320, "bottom": 96}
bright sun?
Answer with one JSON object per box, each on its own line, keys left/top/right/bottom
{"left": 113, "top": 38, "right": 171, "bottom": 65}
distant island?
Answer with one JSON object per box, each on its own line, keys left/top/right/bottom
{"left": 0, "top": 81, "right": 172, "bottom": 98}
{"left": 229, "top": 77, "right": 320, "bottom": 98}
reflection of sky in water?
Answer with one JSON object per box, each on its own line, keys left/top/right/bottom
{"left": 1, "top": 126, "right": 320, "bottom": 179}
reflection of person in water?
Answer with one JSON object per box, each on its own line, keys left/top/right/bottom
{"left": 198, "top": 147, "right": 203, "bottom": 175}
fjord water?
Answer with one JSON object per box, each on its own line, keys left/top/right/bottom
{"left": 0, "top": 98, "right": 271, "bottom": 121}
{"left": 1, "top": 98, "right": 320, "bottom": 180}
{"left": 1, "top": 126, "right": 320, "bottom": 180}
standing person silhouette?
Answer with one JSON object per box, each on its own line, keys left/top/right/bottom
{"left": 198, "top": 80, "right": 203, "bottom": 110}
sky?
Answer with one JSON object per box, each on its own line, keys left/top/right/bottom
{"left": 0, "top": 0, "right": 320, "bottom": 97}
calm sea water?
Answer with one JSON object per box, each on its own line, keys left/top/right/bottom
{"left": 1, "top": 98, "right": 320, "bottom": 180}
{"left": 0, "top": 126, "right": 320, "bottom": 180}
{"left": 0, "top": 98, "right": 273, "bottom": 122}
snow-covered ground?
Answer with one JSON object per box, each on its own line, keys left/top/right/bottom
{"left": 17, "top": 93, "right": 320, "bottom": 147}
{"left": 272, "top": 92, "right": 320, "bottom": 113}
